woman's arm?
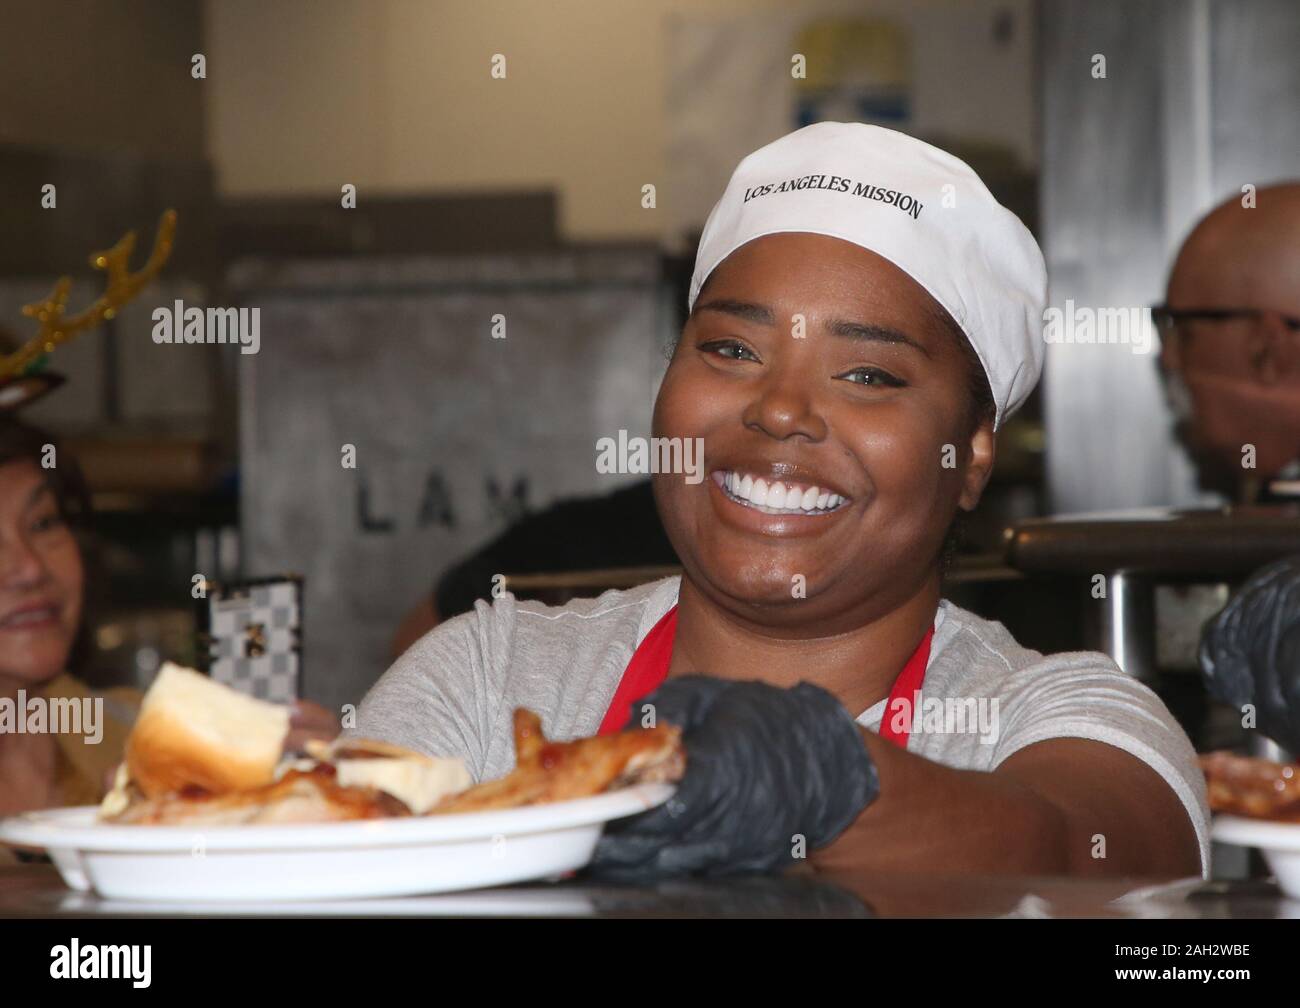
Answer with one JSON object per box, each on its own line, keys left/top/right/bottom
{"left": 810, "top": 731, "right": 1203, "bottom": 878}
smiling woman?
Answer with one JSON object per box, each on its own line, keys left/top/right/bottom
{"left": 352, "top": 123, "right": 1208, "bottom": 882}
{"left": 669, "top": 267, "right": 995, "bottom": 570}
{"left": 656, "top": 234, "right": 996, "bottom": 639}
{"left": 0, "top": 416, "right": 139, "bottom": 827}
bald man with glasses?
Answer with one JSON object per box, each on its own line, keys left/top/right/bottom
{"left": 1156, "top": 183, "right": 1300, "bottom": 502}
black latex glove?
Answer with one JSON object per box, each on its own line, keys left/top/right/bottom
{"left": 1200, "top": 554, "right": 1300, "bottom": 753}
{"left": 585, "top": 675, "right": 879, "bottom": 881}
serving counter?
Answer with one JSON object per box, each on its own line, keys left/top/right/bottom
{"left": 0, "top": 862, "right": 1292, "bottom": 919}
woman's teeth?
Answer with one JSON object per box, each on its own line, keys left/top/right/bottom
{"left": 714, "top": 470, "right": 846, "bottom": 515}
{"left": 0, "top": 606, "right": 58, "bottom": 629}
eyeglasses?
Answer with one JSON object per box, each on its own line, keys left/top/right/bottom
{"left": 1153, "top": 305, "right": 1300, "bottom": 378}
{"left": 1150, "top": 305, "right": 1300, "bottom": 334}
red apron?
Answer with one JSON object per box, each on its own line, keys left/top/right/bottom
{"left": 597, "top": 604, "right": 934, "bottom": 748}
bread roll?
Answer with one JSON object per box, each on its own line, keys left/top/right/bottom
{"left": 126, "top": 663, "right": 290, "bottom": 798}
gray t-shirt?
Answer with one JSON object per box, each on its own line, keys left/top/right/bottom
{"left": 353, "top": 575, "right": 1211, "bottom": 875}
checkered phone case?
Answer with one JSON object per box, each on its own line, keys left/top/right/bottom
{"left": 200, "top": 577, "right": 302, "bottom": 702}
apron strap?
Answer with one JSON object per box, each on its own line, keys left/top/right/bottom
{"left": 598, "top": 603, "right": 934, "bottom": 749}
{"left": 877, "top": 624, "right": 934, "bottom": 750}
{"left": 597, "top": 605, "right": 679, "bottom": 735}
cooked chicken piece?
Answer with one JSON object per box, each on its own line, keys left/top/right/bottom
{"left": 106, "top": 764, "right": 410, "bottom": 825}
{"left": 104, "top": 707, "right": 681, "bottom": 825}
{"left": 429, "top": 710, "right": 685, "bottom": 814}
{"left": 1200, "top": 750, "right": 1300, "bottom": 822}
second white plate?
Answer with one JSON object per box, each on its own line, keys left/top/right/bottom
{"left": 1212, "top": 814, "right": 1300, "bottom": 899}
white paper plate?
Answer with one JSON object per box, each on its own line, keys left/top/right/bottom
{"left": 0, "top": 782, "right": 673, "bottom": 902}
{"left": 1212, "top": 814, "right": 1300, "bottom": 898}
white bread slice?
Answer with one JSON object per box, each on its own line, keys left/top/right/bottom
{"left": 126, "top": 663, "right": 290, "bottom": 798}
{"left": 306, "top": 737, "right": 471, "bottom": 813}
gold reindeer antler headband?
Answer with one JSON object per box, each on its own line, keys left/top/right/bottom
{"left": 0, "top": 209, "right": 177, "bottom": 383}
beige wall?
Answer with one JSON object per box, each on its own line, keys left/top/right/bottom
{"left": 205, "top": 0, "right": 1035, "bottom": 245}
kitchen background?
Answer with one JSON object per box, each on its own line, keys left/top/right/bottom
{"left": 0, "top": 1, "right": 1296, "bottom": 749}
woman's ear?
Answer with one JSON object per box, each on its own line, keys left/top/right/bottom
{"left": 958, "top": 419, "right": 996, "bottom": 511}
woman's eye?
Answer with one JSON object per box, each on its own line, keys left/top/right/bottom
{"left": 839, "top": 367, "right": 906, "bottom": 388}
{"left": 699, "top": 339, "right": 759, "bottom": 362}
{"left": 31, "top": 513, "right": 65, "bottom": 534}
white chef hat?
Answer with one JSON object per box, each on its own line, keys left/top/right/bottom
{"left": 689, "top": 122, "right": 1046, "bottom": 429}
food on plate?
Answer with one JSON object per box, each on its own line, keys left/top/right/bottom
{"left": 303, "top": 737, "right": 471, "bottom": 813}
{"left": 98, "top": 663, "right": 684, "bottom": 826}
{"left": 1199, "top": 750, "right": 1300, "bottom": 821}
{"left": 107, "top": 764, "right": 412, "bottom": 825}
{"left": 100, "top": 663, "right": 470, "bottom": 825}
{"left": 429, "top": 709, "right": 685, "bottom": 814}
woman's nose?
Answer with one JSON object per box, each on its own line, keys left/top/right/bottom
{"left": 0, "top": 533, "right": 48, "bottom": 588}
{"left": 741, "top": 369, "right": 828, "bottom": 442}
